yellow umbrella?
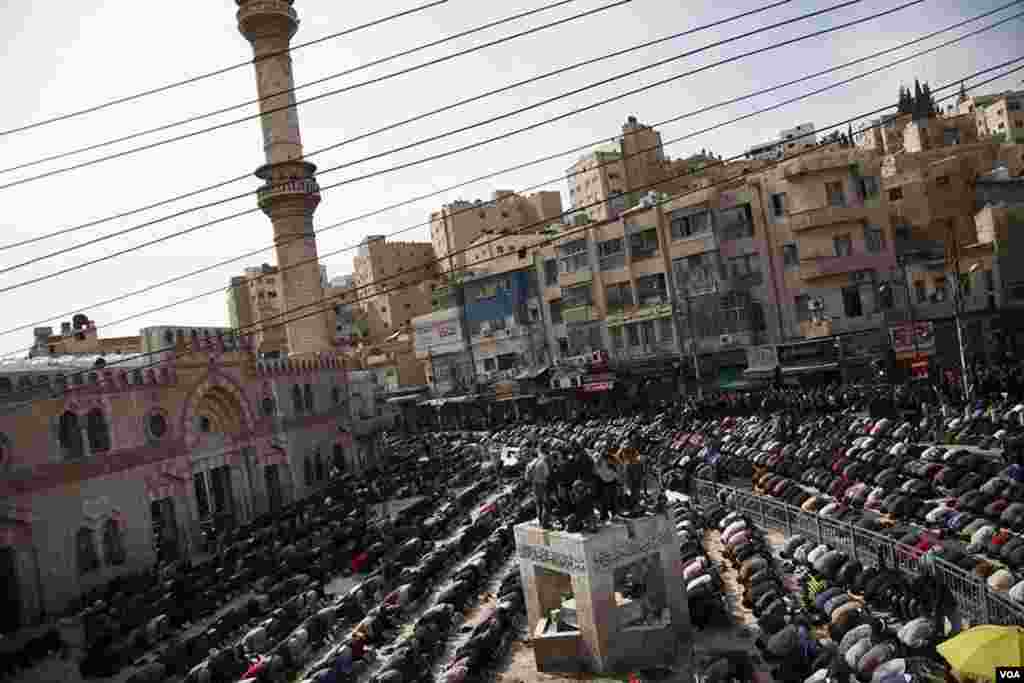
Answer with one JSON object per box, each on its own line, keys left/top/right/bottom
{"left": 937, "top": 625, "right": 1024, "bottom": 681}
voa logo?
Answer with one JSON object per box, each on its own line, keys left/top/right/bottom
{"left": 997, "top": 667, "right": 1024, "bottom": 680}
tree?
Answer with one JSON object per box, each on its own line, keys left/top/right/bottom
{"left": 921, "top": 81, "right": 936, "bottom": 115}
{"left": 913, "top": 79, "right": 925, "bottom": 118}
{"left": 958, "top": 80, "right": 968, "bottom": 103}
{"left": 897, "top": 85, "right": 913, "bottom": 115}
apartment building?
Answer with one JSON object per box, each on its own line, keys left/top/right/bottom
{"left": 744, "top": 123, "right": 818, "bottom": 162}
{"left": 958, "top": 89, "right": 1024, "bottom": 144}
{"left": 429, "top": 190, "right": 562, "bottom": 273}
{"left": 225, "top": 264, "right": 288, "bottom": 357}
{"left": 352, "top": 236, "right": 437, "bottom": 340}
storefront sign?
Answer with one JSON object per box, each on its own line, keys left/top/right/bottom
{"left": 746, "top": 345, "right": 778, "bottom": 372}
{"left": 777, "top": 339, "right": 838, "bottom": 366}
{"left": 606, "top": 303, "right": 673, "bottom": 327}
{"left": 889, "top": 321, "right": 936, "bottom": 354}
{"left": 413, "top": 310, "right": 465, "bottom": 358}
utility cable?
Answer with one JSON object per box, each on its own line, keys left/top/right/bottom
{"left": 0, "top": 0, "right": 914, "bottom": 289}
{"left": 0, "top": 0, "right": 793, "bottom": 254}
{"left": 0, "top": 1, "right": 449, "bottom": 139}
{"left": 1, "top": 6, "right": 1017, "bottom": 351}
{"left": 0, "top": 0, "right": 630, "bottom": 191}
{"left": 0, "top": 56, "right": 1018, "bottom": 413}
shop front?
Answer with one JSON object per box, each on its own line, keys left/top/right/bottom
{"left": 889, "top": 321, "right": 936, "bottom": 380}
{"left": 775, "top": 338, "right": 842, "bottom": 386}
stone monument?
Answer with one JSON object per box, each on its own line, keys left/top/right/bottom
{"left": 515, "top": 512, "right": 691, "bottom": 674}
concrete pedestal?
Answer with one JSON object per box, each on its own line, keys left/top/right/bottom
{"left": 515, "top": 514, "right": 691, "bottom": 674}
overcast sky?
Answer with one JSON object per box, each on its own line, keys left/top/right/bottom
{"left": 0, "top": 0, "right": 1019, "bottom": 357}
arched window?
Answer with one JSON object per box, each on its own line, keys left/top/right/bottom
{"left": 261, "top": 396, "right": 276, "bottom": 417}
{"left": 303, "top": 384, "right": 314, "bottom": 413}
{"left": 314, "top": 451, "right": 325, "bottom": 482}
{"left": 86, "top": 409, "right": 111, "bottom": 452}
{"left": 102, "top": 519, "right": 125, "bottom": 566}
{"left": 332, "top": 386, "right": 341, "bottom": 405}
{"left": 304, "top": 456, "right": 314, "bottom": 486}
{"left": 292, "top": 385, "right": 303, "bottom": 414}
{"left": 77, "top": 527, "right": 99, "bottom": 575}
{"left": 333, "top": 443, "right": 344, "bottom": 471}
{"left": 59, "top": 412, "right": 84, "bottom": 460}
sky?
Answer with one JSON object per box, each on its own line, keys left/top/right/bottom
{"left": 0, "top": 0, "right": 1020, "bottom": 357}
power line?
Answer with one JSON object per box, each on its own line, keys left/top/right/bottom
{"left": 0, "top": 0, "right": 792, "bottom": 256}
{"left": 0, "top": 0, "right": 602, "bottom": 176}
{"left": 1, "top": 56, "right": 1018, "bottom": 411}
{"left": 0, "top": 0, "right": 631, "bottom": 192}
{"left": 0, "top": 1, "right": 449, "bottom": 139}
{"left": 1, "top": 5, "right": 1016, "bottom": 352}
{"left": 0, "top": 0, "right": 910, "bottom": 289}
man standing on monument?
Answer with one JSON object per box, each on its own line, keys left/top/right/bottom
{"left": 525, "top": 443, "right": 552, "bottom": 528}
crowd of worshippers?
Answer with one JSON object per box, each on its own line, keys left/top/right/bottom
{"left": 0, "top": 438, "right": 532, "bottom": 683}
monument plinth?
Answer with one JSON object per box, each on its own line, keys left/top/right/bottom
{"left": 515, "top": 513, "right": 691, "bottom": 674}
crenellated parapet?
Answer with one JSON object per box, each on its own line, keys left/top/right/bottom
{"left": 254, "top": 353, "right": 345, "bottom": 378}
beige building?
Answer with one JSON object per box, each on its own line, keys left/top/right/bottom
{"left": 352, "top": 236, "right": 437, "bottom": 341}
{"left": 430, "top": 190, "right": 562, "bottom": 273}
{"left": 958, "top": 89, "right": 1024, "bottom": 144}
{"left": 463, "top": 230, "right": 552, "bottom": 272}
{"left": 225, "top": 264, "right": 288, "bottom": 357}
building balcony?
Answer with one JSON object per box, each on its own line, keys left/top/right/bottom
{"left": 257, "top": 177, "right": 321, "bottom": 208}
{"left": 612, "top": 342, "right": 679, "bottom": 363}
{"left": 563, "top": 304, "right": 598, "bottom": 324}
{"left": 606, "top": 303, "right": 673, "bottom": 328}
{"left": 558, "top": 268, "right": 592, "bottom": 288}
{"left": 789, "top": 205, "right": 870, "bottom": 233}
{"left": 782, "top": 154, "right": 855, "bottom": 179}
{"left": 237, "top": 0, "right": 299, "bottom": 33}
{"left": 798, "top": 252, "right": 893, "bottom": 282}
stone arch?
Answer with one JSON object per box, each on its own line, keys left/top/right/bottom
{"left": 181, "top": 371, "right": 256, "bottom": 447}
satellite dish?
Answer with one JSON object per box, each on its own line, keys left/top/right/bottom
{"left": 72, "top": 314, "right": 90, "bottom": 330}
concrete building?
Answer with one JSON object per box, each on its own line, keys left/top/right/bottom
{"left": 567, "top": 147, "right": 628, "bottom": 224}
{"left": 429, "top": 190, "right": 563, "bottom": 274}
{"left": 958, "top": 89, "right": 1024, "bottom": 143}
{"left": 224, "top": 264, "right": 288, "bottom": 357}
{"left": 744, "top": 123, "right": 817, "bottom": 161}
{"left": 352, "top": 236, "right": 437, "bottom": 340}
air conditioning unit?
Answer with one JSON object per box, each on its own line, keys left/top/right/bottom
{"left": 480, "top": 321, "right": 492, "bottom": 337}
{"left": 808, "top": 298, "right": 824, "bottom": 312}
{"left": 720, "top": 334, "right": 735, "bottom": 346}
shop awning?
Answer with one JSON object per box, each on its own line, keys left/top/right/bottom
{"left": 743, "top": 367, "right": 778, "bottom": 378}
{"left": 494, "top": 393, "right": 537, "bottom": 403}
{"left": 386, "top": 394, "right": 424, "bottom": 404}
{"left": 581, "top": 381, "right": 614, "bottom": 393}
{"left": 781, "top": 362, "right": 839, "bottom": 376}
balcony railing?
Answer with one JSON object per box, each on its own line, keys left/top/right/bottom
{"left": 613, "top": 343, "right": 678, "bottom": 362}
{"left": 257, "top": 178, "right": 321, "bottom": 207}
{"left": 599, "top": 253, "right": 626, "bottom": 271}
{"left": 789, "top": 205, "right": 869, "bottom": 232}
{"left": 563, "top": 304, "right": 597, "bottom": 324}
{"left": 798, "top": 252, "right": 893, "bottom": 282}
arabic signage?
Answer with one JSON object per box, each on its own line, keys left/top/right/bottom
{"left": 889, "top": 321, "right": 936, "bottom": 354}
{"left": 606, "top": 303, "right": 673, "bottom": 327}
{"left": 413, "top": 309, "right": 466, "bottom": 358}
{"left": 746, "top": 345, "right": 778, "bottom": 372}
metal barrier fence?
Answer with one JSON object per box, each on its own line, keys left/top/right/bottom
{"left": 693, "top": 479, "right": 1024, "bottom": 627}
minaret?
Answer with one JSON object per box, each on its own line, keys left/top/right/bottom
{"left": 236, "top": 0, "right": 331, "bottom": 357}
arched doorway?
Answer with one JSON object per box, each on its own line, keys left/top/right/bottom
{"left": 189, "top": 384, "right": 249, "bottom": 541}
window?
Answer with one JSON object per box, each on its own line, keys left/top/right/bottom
{"left": 497, "top": 354, "right": 518, "bottom": 371}
{"left": 718, "top": 204, "right": 754, "bottom": 240}
{"left": 605, "top": 282, "right": 634, "bottom": 310}
{"left": 864, "top": 225, "right": 885, "bottom": 253}
{"left": 627, "top": 324, "right": 641, "bottom": 347}
{"left": 558, "top": 338, "right": 570, "bottom": 356}
{"left": 893, "top": 221, "right": 912, "bottom": 242}
{"left": 146, "top": 412, "right": 168, "bottom": 441}
{"left": 672, "top": 253, "right": 718, "bottom": 293}
{"left": 959, "top": 273, "right": 972, "bottom": 297}
{"left": 549, "top": 300, "right": 564, "bottom": 324}
{"left": 858, "top": 176, "right": 880, "bottom": 199}
{"left": 562, "top": 284, "right": 592, "bottom": 308}
{"left": 943, "top": 128, "right": 961, "bottom": 146}
{"left": 888, "top": 187, "right": 904, "bottom": 201}
{"left": 915, "top": 281, "right": 927, "bottom": 303}
{"left": 795, "top": 294, "right": 812, "bottom": 322}
{"left": 292, "top": 385, "right": 304, "bottom": 414}
{"left": 262, "top": 396, "right": 276, "bottom": 416}
{"left": 770, "top": 193, "right": 787, "bottom": 217}
{"left": 59, "top": 411, "right": 84, "bottom": 459}
{"left": 102, "top": 519, "right": 126, "bottom": 566}
{"left": 332, "top": 386, "right": 341, "bottom": 405}
{"left": 636, "top": 273, "right": 668, "bottom": 305}
{"left": 315, "top": 452, "right": 325, "bottom": 482}
{"left": 84, "top": 409, "right": 110, "bottom": 453}
{"left": 598, "top": 238, "right": 625, "bottom": 270}
{"left": 727, "top": 253, "right": 762, "bottom": 279}
{"left": 782, "top": 244, "right": 799, "bottom": 268}
{"left": 936, "top": 175, "right": 950, "bottom": 187}
{"left": 669, "top": 209, "right": 711, "bottom": 239}
{"left": 77, "top": 528, "right": 100, "bottom": 575}
{"left": 833, "top": 234, "right": 853, "bottom": 257}
{"left": 610, "top": 327, "right": 624, "bottom": 349}
{"left": 658, "top": 318, "right": 674, "bottom": 343}
{"left": 483, "top": 358, "right": 496, "bottom": 372}
{"left": 628, "top": 228, "right": 659, "bottom": 259}
{"left": 825, "top": 181, "right": 846, "bottom": 207}
{"left": 933, "top": 277, "right": 948, "bottom": 302}
{"left": 304, "top": 457, "right": 314, "bottom": 486}
{"left": 199, "top": 416, "right": 211, "bottom": 433}
{"left": 1010, "top": 100, "right": 1022, "bottom": 111}
{"left": 558, "top": 239, "right": 589, "bottom": 273}
{"left": 842, "top": 285, "right": 863, "bottom": 317}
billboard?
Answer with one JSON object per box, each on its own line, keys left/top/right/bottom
{"left": 889, "top": 321, "right": 935, "bottom": 355}
{"left": 414, "top": 309, "right": 466, "bottom": 359}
